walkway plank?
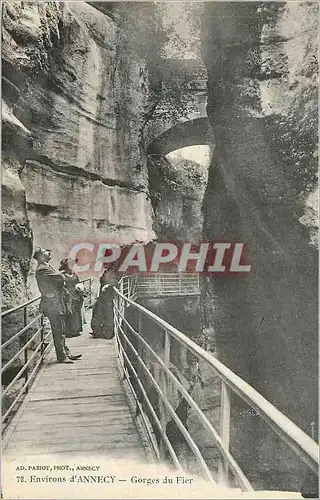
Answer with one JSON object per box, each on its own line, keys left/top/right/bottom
{"left": 3, "top": 325, "right": 148, "bottom": 463}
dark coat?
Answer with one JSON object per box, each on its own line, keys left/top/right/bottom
{"left": 35, "top": 263, "right": 67, "bottom": 317}
{"left": 62, "top": 272, "right": 84, "bottom": 336}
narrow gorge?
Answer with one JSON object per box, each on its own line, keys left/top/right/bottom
{"left": 2, "top": 1, "right": 318, "bottom": 494}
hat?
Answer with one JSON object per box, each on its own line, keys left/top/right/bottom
{"left": 59, "top": 258, "right": 68, "bottom": 271}
{"left": 33, "top": 247, "right": 44, "bottom": 261}
{"left": 33, "top": 247, "right": 51, "bottom": 261}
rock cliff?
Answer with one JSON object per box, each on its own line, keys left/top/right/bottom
{"left": 1, "top": 1, "right": 318, "bottom": 492}
{"left": 2, "top": 1, "right": 157, "bottom": 307}
{"left": 147, "top": 152, "right": 208, "bottom": 241}
{"left": 201, "top": 1, "right": 318, "bottom": 490}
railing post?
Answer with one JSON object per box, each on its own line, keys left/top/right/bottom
{"left": 159, "top": 330, "right": 171, "bottom": 459}
{"left": 23, "top": 306, "right": 29, "bottom": 394}
{"left": 113, "top": 295, "right": 120, "bottom": 358}
{"left": 89, "top": 279, "right": 92, "bottom": 308}
{"left": 113, "top": 296, "right": 117, "bottom": 339}
{"left": 310, "top": 421, "right": 315, "bottom": 440}
{"left": 218, "top": 380, "right": 231, "bottom": 485}
{"left": 137, "top": 310, "right": 142, "bottom": 335}
{"left": 119, "top": 279, "right": 124, "bottom": 321}
{"left": 40, "top": 314, "right": 45, "bottom": 362}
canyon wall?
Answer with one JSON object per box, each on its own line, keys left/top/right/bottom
{"left": 2, "top": 1, "right": 318, "bottom": 491}
{"left": 201, "top": 1, "right": 318, "bottom": 490}
{"left": 147, "top": 153, "right": 208, "bottom": 241}
{"left": 140, "top": 150, "right": 222, "bottom": 477}
{"left": 2, "top": 1, "right": 156, "bottom": 305}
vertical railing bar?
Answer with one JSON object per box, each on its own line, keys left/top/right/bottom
{"left": 164, "top": 329, "right": 170, "bottom": 366}
{"left": 115, "top": 320, "right": 182, "bottom": 468}
{"left": 40, "top": 314, "right": 45, "bottom": 363}
{"left": 218, "top": 380, "right": 231, "bottom": 486}
{"left": 159, "top": 329, "right": 171, "bottom": 458}
{"left": 112, "top": 291, "right": 254, "bottom": 488}
{"left": 115, "top": 318, "right": 215, "bottom": 483}
{"left": 23, "top": 306, "right": 29, "bottom": 394}
{"left": 310, "top": 422, "right": 315, "bottom": 441}
{"left": 113, "top": 297, "right": 118, "bottom": 343}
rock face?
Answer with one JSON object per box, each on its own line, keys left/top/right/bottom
{"left": 1, "top": 1, "right": 318, "bottom": 491}
{"left": 201, "top": 1, "right": 318, "bottom": 490}
{"left": 1, "top": 1, "right": 159, "bottom": 373}
{"left": 2, "top": 5, "right": 35, "bottom": 354}
{"left": 2, "top": 1, "right": 156, "bottom": 300}
{"left": 144, "top": 150, "right": 221, "bottom": 477}
{"left": 148, "top": 153, "right": 208, "bottom": 240}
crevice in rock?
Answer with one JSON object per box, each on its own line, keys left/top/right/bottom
{"left": 27, "top": 202, "right": 59, "bottom": 216}
{"left": 24, "top": 159, "right": 147, "bottom": 194}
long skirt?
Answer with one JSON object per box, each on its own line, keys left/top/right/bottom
{"left": 65, "top": 297, "right": 83, "bottom": 338}
{"left": 91, "top": 288, "right": 114, "bottom": 339}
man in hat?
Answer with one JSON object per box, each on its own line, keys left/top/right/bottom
{"left": 33, "top": 247, "right": 82, "bottom": 364}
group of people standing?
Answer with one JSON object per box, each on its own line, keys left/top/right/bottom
{"left": 33, "top": 247, "right": 118, "bottom": 364}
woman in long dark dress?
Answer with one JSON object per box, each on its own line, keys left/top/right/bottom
{"left": 59, "top": 258, "right": 84, "bottom": 338}
{"left": 90, "top": 265, "right": 118, "bottom": 339}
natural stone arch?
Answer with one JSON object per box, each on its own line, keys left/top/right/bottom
{"left": 147, "top": 117, "right": 210, "bottom": 156}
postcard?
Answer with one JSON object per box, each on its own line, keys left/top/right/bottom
{"left": 1, "top": 1, "right": 318, "bottom": 498}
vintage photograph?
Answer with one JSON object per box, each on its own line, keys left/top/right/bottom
{"left": 1, "top": 1, "right": 318, "bottom": 498}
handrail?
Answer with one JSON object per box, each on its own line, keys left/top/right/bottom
{"left": 1, "top": 319, "right": 43, "bottom": 372}
{"left": 2, "top": 314, "right": 42, "bottom": 349}
{"left": 2, "top": 335, "right": 53, "bottom": 422}
{"left": 114, "top": 300, "right": 216, "bottom": 484}
{"left": 114, "top": 312, "right": 183, "bottom": 470}
{"left": 113, "top": 281, "right": 319, "bottom": 488}
{"left": 114, "top": 299, "right": 253, "bottom": 491}
{"left": 1, "top": 277, "right": 93, "bottom": 430}
{"left": 2, "top": 328, "right": 49, "bottom": 398}
{"left": 1, "top": 312, "right": 48, "bottom": 429}
{"left": 1, "top": 277, "right": 92, "bottom": 318}
{"left": 138, "top": 271, "right": 199, "bottom": 278}
{"left": 1, "top": 296, "right": 41, "bottom": 318}
{"left": 137, "top": 273, "right": 200, "bottom": 298}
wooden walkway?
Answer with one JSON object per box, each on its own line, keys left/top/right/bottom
{"left": 2, "top": 307, "right": 305, "bottom": 499}
{"left": 3, "top": 323, "right": 148, "bottom": 463}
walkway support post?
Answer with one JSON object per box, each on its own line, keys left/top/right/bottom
{"left": 218, "top": 380, "right": 231, "bottom": 485}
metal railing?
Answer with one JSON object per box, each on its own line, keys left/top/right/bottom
{"left": 137, "top": 273, "right": 200, "bottom": 298}
{"left": 118, "top": 273, "right": 138, "bottom": 302}
{"left": 113, "top": 275, "right": 319, "bottom": 490}
{"left": 1, "top": 277, "right": 92, "bottom": 428}
{"left": 1, "top": 295, "right": 49, "bottom": 426}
